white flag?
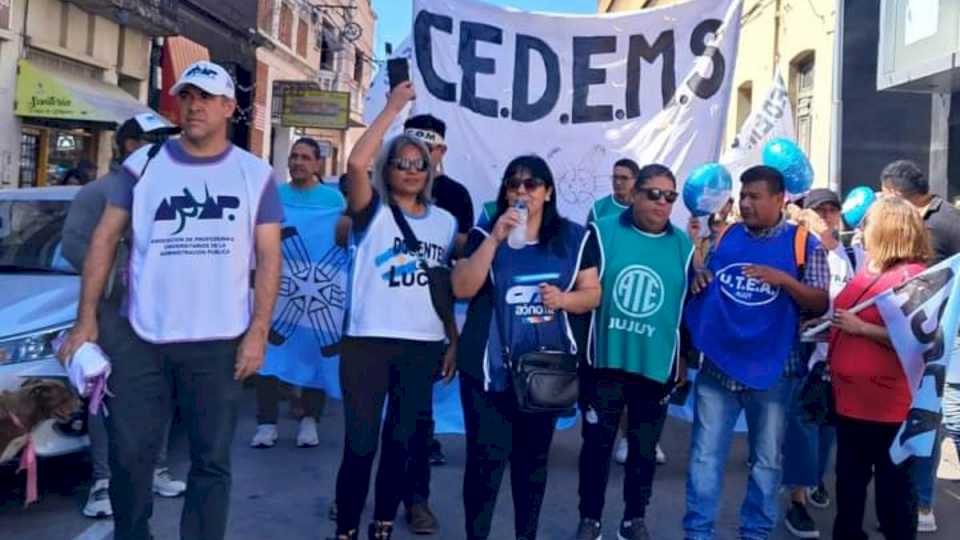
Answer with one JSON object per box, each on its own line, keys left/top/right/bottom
{"left": 874, "top": 253, "right": 960, "bottom": 463}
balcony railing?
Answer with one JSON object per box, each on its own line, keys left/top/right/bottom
{"left": 66, "top": 0, "right": 179, "bottom": 36}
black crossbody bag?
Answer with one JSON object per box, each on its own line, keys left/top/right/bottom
{"left": 490, "top": 273, "right": 579, "bottom": 415}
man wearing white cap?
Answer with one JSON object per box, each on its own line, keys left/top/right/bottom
{"left": 62, "top": 112, "right": 185, "bottom": 521}
{"left": 59, "top": 61, "right": 284, "bottom": 540}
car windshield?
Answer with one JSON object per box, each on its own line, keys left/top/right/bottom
{"left": 0, "top": 199, "right": 76, "bottom": 274}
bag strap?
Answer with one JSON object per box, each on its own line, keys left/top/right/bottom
{"left": 138, "top": 142, "right": 164, "bottom": 179}
{"left": 794, "top": 225, "right": 809, "bottom": 279}
{"left": 388, "top": 203, "right": 422, "bottom": 254}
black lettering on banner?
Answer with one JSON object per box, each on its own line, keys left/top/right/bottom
{"left": 459, "top": 21, "right": 502, "bottom": 118}
{"left": 625, "top": 31, "right": 675, "bottom": 119}
{"left": 898, "top": 268, "right": 953, "bottom": 317}
{"left": 511, "top": 34, "right": 561, "bottom": 122}
{"left": 414, "top": 11, "right": 456, "bottom": 102}
{"left": 687, "top": 19, "right": 725, "bottom": 99}
{"left": 572, "top": 36, "right": 616, "bottom": 124}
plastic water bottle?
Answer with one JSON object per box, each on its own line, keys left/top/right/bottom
{"left": 507, "top": 199, "right": 528, "bottom": 249}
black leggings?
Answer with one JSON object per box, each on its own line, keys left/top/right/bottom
{"left": 460, "top": 375, "right": 557, "bottom": 540}
{"left": 334, "top": 336, "right": 443, "bottom": 534}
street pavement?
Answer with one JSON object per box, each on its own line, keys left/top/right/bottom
{"left": 2, "top": 387, "right": 959, "bottom": 540}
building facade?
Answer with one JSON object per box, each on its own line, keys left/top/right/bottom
{"left": 0, "top": 0, "right": 176, "bottom": 188}
{"left": 253, "top": 0, "right": 375, "bottom": 179}
{"left": 599, "top": 0, "right": 940, "bottom": 198}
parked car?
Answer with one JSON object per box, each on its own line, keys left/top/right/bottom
{"left": 0, "top": 186, "right": 88, "bottom": 464}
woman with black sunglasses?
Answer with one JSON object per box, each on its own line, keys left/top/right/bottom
{"left": 452, "top": 155, "right": 602, "bottom": 540}
{"left": 332, "top": 82, "right": 458, "bottom": 540}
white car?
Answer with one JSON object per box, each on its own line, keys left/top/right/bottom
{"left": 0, "top": 186, "right": 88, "bottom": 464}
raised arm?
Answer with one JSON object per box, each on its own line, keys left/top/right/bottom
{"left": 345, "top": 82, "right": 416, "bottom": 213}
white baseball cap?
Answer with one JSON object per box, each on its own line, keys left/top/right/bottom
{"left": 169, "top": 61, "right": 236, "bottom": 99}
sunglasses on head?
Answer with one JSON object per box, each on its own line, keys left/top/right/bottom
{"left": 390, "top": 157, "right": 429, "bottom": 172}
{"left": 636, "top": 187, "right": 679, "bottom": 203}
{"left": 504, "top": 177, "right": 546, "bottom": 191}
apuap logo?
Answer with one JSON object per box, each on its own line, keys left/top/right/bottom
{"left": 716, "top": 263, "right": 780, "bottom": 306}
{"left": 613, "top": 265, "right": 664, "bottom": 318}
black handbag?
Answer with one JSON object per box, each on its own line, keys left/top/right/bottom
{"left": 387, "top": 204, "right": 456, "bottom": 336}
{"left": 799, "top": 360, "right": 834, "bottom": 425}
{"left": 491, "top": 283, "right": 579, "bottom": 415}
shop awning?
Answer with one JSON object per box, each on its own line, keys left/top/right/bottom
{"left": 14, "top": 60, "right": 155, "bottom": 125}
{"left": 159, "top": 36, "right": 211, "bottom": 125}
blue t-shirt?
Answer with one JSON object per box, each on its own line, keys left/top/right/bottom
{"left": 278, "top": 181, "right": 345, "bottom": 209}
{"left": 457, "top": 219, "right": 599, "bottom": 391}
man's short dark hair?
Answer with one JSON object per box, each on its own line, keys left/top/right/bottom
{"left": 881, "top": 160, "right": 927, "bottom": 195}
{"left": 635, "top": 163, "right": 676, "bottom": 188}
{"left": 614, "top": 158, "right": 641, "bottom": 179}
{"left": 404, "top": 114, "right": 446, "bottom": 139}
{"left": 741, "top": 165, "right": 785, "bottom": 194}
{"left": 292, "top": 137, "right": 322, "bottom": 160}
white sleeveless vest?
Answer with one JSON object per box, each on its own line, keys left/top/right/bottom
{"left": 124, "top": 143, "right": 273, "bottom": 343}
{"left": 346, "top": 203, "right": 456, "bottom": 342}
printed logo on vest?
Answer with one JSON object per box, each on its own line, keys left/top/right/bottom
{"left": 613, "top": 265, "right": 664, "bottom": 318}
{"left": 155, "top": 185, "right": 240, "bottom": 235}
{"left": 716, "top": 263, "right": 781, "bottom": 306}
{"left": 506, "top": 272, "right": 561, "bottom": 323}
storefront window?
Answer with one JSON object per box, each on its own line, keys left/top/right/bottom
{"left": 46, "top": 129, "right": 95, "bottom": 186}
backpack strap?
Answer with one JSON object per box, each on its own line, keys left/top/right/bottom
{"left": 794, "top": 225, "right": 809, "bottom": 279}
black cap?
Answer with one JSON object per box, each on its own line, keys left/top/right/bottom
{"left": 803, "top": 188, "right": 841, "bottom": 210}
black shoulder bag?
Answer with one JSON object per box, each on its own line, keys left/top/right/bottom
{"left": 490, "top": 274, "right": 579, "bottom": 415}
{"left": 387, "top": 204, "right": 456, "bottom": 337}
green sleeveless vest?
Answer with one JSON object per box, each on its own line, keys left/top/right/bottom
{"left": 590, "top": 214, "right": 694, "bottom": 382}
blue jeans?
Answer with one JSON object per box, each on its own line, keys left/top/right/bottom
{"left": 782, "top": 376, "right": 835, "bottom": 488}
{"left": 683, "top": 371, "right": 796, "bottom": 540}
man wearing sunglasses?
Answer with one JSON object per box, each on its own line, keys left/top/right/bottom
{"left": 587, "top": 158, "right": 641, "bottom": 223}
{"left": 683, "top": 165, "right": 829, "bottom": 540}
{"left": 574, "top": 164, "right": 693, "bottom": 540}
{"left": 400, "top": 114, "right": 475, "bottom": 535}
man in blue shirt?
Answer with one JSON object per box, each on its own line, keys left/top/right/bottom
{"left": 683, "top": 165, "right": 829, "bottom": 540}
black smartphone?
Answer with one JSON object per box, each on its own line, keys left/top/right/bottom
{"left": 387, "top": 58, "right": 410, "bottom": 90}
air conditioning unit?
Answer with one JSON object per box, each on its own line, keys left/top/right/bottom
{"left": 878, "top": 0, "right": 960, "bottom": 93}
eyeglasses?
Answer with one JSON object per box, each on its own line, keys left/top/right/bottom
{"left": 636, "top": 187, "right": 679, "bottom": 203}
{"left": 504, "top": 177, "right": 546, "bottom": 191}
{"left": 390, "top": 158, "right": 429, "bottom": 172}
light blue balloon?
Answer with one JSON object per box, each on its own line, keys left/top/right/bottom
{"left": 762, "top": 138, "right": 814, "bottom": 194}
{"left": 683, "top": 163, "right": 733, "bottom": 217}
{"left": 841, "top": 186, "right": 876, "bottom": 229}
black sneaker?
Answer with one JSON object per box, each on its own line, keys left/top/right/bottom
{"left": 807, "top": 484, "right": 830, "bottom": 509}
{"left": 784, "top": 502, "right": 820, "bottom": 538}
{"left": 368, "top": 521, "right": 393, "bottom": 540}
{"left": 573, "top": 518, "right": 602, "bottom": 540}
{"left": 428, "top": 439, "right": 446, "bottom": 466}
{"left": 618, "top": 518, "right": 650, "bottom": 540}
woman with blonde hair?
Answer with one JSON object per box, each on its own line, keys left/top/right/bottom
{"left": 829, "top": 196, "right": 932, "bottom": 540}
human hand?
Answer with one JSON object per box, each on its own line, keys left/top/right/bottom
{"left": 491, "top": 209, "right": 521, "bottom": 242}
{"left": 57, "top": 318, "right": 98, "bottom": 366}
{"left": 234, "top": 331, "right": 267, "bottom": 381}
{"left": 690, "top": 269, "right": 714, "bottom": 295}
{"left": 743, "top": 264, "right": 791, "bottom": 287}
{"left": 539, "top": 283, "right": 565, "bottom": 311}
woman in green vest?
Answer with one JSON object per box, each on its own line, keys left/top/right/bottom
{"left": 572, "top": 164, "right": 694, "bottom": 540}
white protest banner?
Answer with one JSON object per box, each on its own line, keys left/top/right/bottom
{"left": 406, "top": 0, "right": 742, "bottom": 225}
{"left": 720, "top": 69, "right": 794, "bottom": 195}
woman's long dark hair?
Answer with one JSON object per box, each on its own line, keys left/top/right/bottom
{"left": 493, "top": 155, "right": 569, "bottom": 254}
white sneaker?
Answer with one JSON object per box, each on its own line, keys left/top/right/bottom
{"left": 251, "top": 424, "right": 278, "bottom": 448}
{"left": 614, "top": 437, "right": 628, "bottom": 464}
{"left": 297, "top": 417, "right": 319, "bottom": 447}
{"left": 917, "top": 510, "right": 937, "bottom": 533}
{"left": 83, "top": 479, "right": 113, "bottom": 518}
{"left": 655, "top": 444, "right": 667, "bottom": 465}
{"left": 153, "top": 468, "right": 186, "bottom": 497}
